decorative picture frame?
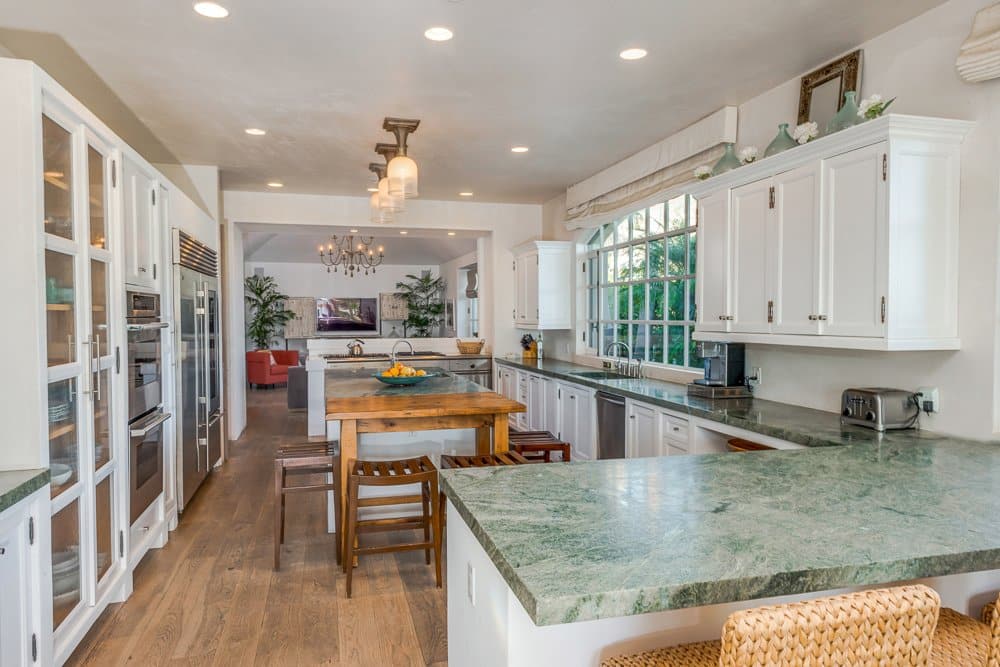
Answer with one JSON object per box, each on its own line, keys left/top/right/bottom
{"left": 797, "top": 50, "right": 863, "bottom": 128}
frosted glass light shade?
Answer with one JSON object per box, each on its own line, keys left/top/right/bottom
{"left": 370, "top": 192, "right": 393, "bottom": 224}
{"left": 378, "top": 177, "right": 404, "bottom": 213}
{"left": 387, "top": 155, "right": 419, "bottom": 198}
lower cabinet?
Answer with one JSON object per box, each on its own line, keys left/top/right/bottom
{"left": 0, "top": 486, "right": 51, "bottom": 667}
{"left": 515, "top": 373, "right": 529, "bottom": 431}
{"left": 556, "top": 383, "right": 595, "bottom": 461}
{"left": 626, "top": 401, "right": 659, "bottom": 458}
{"left": 527, "top": 375, "right": 545, "bottom": 431}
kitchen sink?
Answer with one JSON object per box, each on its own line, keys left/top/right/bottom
{"left": 569, "top": 370, "right": 630, "bottom": 380}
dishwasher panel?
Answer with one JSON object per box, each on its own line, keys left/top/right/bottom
{"left": 596, "top": 391, "right": 626, "bottom": 459}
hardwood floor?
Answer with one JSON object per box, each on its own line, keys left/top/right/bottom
{"left": 68, "top": 388, "right": 448, "bottom": 666}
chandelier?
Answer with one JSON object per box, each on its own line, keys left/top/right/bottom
{"left": 317, "top": 235, "right": 385, "bottom": 277}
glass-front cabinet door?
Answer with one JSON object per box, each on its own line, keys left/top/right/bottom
{"left": 42, "top": 101, "right": 122, "bottom": 642}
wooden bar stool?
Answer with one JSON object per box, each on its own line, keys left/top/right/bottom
{"left": 343, "top": 456, "right": 442, "bottom": 598}
{"left": 274, "top": 442, "right": 340, "bottom": 570}
{"left": 932, "top": 592, "right": 1000, "bottom": 665}
{"left": 509, "top": 430, "right": 572, "bottom": 462}
{"left": 601, "top": 585, "right": 941, "bottom": 666}
{"left": 440, "top": 451, "right": 531, "bottom": 468}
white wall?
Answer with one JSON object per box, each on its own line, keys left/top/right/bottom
{"left": 222, "top": 190, "right": 542, "bottom": 437}
{"left": 735, "top": 0, "right": 1000, "bottom": 439}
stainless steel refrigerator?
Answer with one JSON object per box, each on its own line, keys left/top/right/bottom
{"left": 172, "top": 229, "right": 222, "bottom": 512}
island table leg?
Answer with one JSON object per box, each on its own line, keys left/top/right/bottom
{"left": 476, "top": 425, "right": 492, "bottom": 455}
{"left": 339, "top": 418, "right": 358, "bottom": 568}
{"left": 493, "top": 414, "right": 509, "bottom": 454}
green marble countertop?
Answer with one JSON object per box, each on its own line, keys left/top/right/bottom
{"left": 0, "top": 469, "right": 49, "bottom": 513}
{"left": 493, "top": 357, "right": 927, "bottom": 448}
{"left": 441, "top": 437, "right": 1000, "bottom": 626}
{"left": 325, "top": 367, "right": 488, "bottom": 400}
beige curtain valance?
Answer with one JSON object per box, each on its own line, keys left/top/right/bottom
{"left": 564, "top": 106, "right": 737, "bottom": 230}
{"left": 957, "top": 2, "right": 1000, "bottom": 83}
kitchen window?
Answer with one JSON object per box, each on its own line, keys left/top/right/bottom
{"left": 584, "top": 194, "right": 703, "bottom": 370}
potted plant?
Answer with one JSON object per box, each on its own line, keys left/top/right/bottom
{"left": 395, "top": 273, "right": 446, "bottom": 337}
{"left": 245, "top": 274, "right": 295, "bottom": 349}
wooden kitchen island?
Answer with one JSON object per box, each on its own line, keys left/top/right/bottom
{"left": 325, "top": 367, "right": 524, "bottom": 546}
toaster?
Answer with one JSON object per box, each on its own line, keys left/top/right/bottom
{"left": 840, "top": 388, "right": 919, "bottom": 431}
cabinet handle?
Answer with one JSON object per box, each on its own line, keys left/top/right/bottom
{"left": 629, "top": 415, "right": 635, "bottom": 419}
{"left": 767, "top": 300, "right": 774, "bottom": 323}
{"left": 808, "top": 314, "right": 817, "bottom": 321}
{"left": 881, "top": 296, "right": 887, "bottom": 323}
{"left": 882, "top": 154, "right": 887, "bottom": 181}
{"left": 817, "top": 315, "right": 827, "bottom": 321}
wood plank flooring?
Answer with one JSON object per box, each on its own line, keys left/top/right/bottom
{"left": 68, "top": 388, "right": 448, "bottom": 666}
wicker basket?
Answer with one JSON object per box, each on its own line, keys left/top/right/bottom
{"left": 456, "top": 339, "right": 485, "bottom": 355}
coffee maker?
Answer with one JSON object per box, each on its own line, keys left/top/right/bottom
{"left": 688, "top": 342, "right": 751, "bottom": 399}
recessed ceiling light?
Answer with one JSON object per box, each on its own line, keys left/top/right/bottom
{"left": 619, "top": 47, "right": 648, "bottom": 61}
{"left": 244, "top": 127, "right": 266, "bottom": 136}
{"left": 424, "top": 26, "right": 454, "bottom": 41}
{"left": 267, "top": 181, "right": 283, "bottom": 188}
{"left": 459, "top": 191, "right": 473, "bottom": 197}
{"left": 193, "top": 2, "right": 229, "bottom": 19}
{"left": 349, "top": 228, "right": 359, "bottom": 233}
{"left": 366, "top": 187, "right": 378, "bottom": 192}
{"left": 447, "top": 232, "right": 457, "bottom": 236}
{"left": 400, "top": 230, "right": 409, "bottom": 235}
{"left": 511, "top": 146, "right": 530, "bottom": 153}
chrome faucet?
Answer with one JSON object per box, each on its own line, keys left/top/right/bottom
{"left": 390, "top": 339, "right": 414, "bottom": 365}
{"left": 347, "top": 338, "right": 365, "bottom": 357}
{"left": 605, "top": 341, "right": 642, "bottom": 378}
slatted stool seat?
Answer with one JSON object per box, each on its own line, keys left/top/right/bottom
{"left": 509, "top": 430, "right": 572, "bottom": 462}
{"left": 343, "top": 456, "right": 442, "bottom": 598}
{"left": 931, "top": 593, "right": 1000, "bottom": 666}
{"left": 274, "top": 441, "right": 340, "bottom": 570}
{"left": 601, "top": 585, "right": 941, "bottom": 667}
{"left": 440, "top": 451, "right": 531, "bottom": 469}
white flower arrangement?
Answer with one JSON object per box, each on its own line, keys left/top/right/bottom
{"left": 793, "top": 121, "right": 819, "bottom": 145}
{"left": 739, "top": 146, "right": 759, "bottom": 164}
{"left": 694, "top": 165, "right": 712, "bottom": 181}
{"left": 857, "top": 94, "right": 895, "bottom": 120}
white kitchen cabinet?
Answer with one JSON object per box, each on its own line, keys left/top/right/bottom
{"left": 730, "top": 178, "right": 771, "bottom": 334}
{"left": 556, "top": 383, "right": 595, "bottom": 461}
{"left": 511, "top": 240, "right": 572, "bottom": 330}
{"left": 695, "top": 189, "right": 731, "bottom": 333}
{"left": 122, "top": 155, "right": 159, "bottom": 288}
{"left": 690, "top": 115, "right": 970, "bottom": 351}
{"left": 543, "top": 378, "right": 560, "bottom": 437}
{"left": 0, "top": 486, "right": 51, "bottom": 667}
{"left": 527, "top": 374, "right": 545, "bottom": 431}
{"left": 660, "top": 411, "right": 690, "bottom": 455}
{"left": 626, "top": 400, "right": 659, "bottom": 458}
{"left": 515, "top": 372, "right": 529, "bottom": 431}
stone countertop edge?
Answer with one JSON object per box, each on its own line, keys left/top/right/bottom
{"left": 0, "top": 469, "right": 50, "bottom": 513}
{"left": 492, "top": 357, "right": 926, "bottom": 449}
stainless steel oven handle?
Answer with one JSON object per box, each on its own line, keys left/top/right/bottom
{"left": 126, "top": 322, "right": 169, "bottom": 332}
{"left": 130, "top": 411, "right": 172, "bottom": 437}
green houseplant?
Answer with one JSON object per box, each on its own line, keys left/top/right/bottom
{"left": 245, "top": 274, "right": 295, "bottom": 349}
{"left": 395, "top": 273, "right": 446, "bottom": 337}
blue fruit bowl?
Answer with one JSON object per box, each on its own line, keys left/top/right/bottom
{"left": 373, "top": 372, "right": 437, "bottom": 386}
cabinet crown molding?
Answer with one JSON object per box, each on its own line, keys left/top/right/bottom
{"left": 687, "top": 114, "right": 974, "bottom": 198}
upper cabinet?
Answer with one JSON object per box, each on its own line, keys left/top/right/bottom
{"left": 122, "top": 156, "right": 159, "bottom": 288}
{"left": 511, "top": 240, "right": 572, "bottom": 330}
{"left": 689, "top": 115, "right": 972, "bottom": 351}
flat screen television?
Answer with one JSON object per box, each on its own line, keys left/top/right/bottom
{"left": 316, "top": 297, "right": 378, "bottom": 334}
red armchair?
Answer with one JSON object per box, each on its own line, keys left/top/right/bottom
{"left": 247, "top": 350, "right": 299, "bottom": 388}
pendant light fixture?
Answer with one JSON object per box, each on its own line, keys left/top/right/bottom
{"left": 383, "top": 117, "right": 420, "bottom": 198}
{"left": 374, "top": 143, "right": 405, "bottom": 213}
{"left": 367, "top": 163, "right": 394, "bottom": 224}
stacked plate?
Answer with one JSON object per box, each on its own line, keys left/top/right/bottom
{"left": 52, "top": 546, "right": 80, "bottom": 605}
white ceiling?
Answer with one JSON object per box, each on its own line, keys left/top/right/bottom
{"left": 242, "top": 223, "right": 479, "bottom": 265}
{"left": 0, "top": 1, "right": 944, "bottom": 203}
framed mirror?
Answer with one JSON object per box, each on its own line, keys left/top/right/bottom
{"left": 797, "top": 50, "right": 863, "bottom": 129}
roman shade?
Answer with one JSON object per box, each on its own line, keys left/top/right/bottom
{"left": 565, "top": 106, "right": 737, "bottom": 230}
{"left": 957, "top": 2, "right": 1000, "bottom": 83}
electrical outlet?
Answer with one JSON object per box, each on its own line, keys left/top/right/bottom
{"left": 467, "top": 562, "right": 476, "bottom": 606}
{"left": 918, "top": 387, "right": 939, "bottom": 413}
{"left": 752, "top": 367, "right": 763, "bottom": 385}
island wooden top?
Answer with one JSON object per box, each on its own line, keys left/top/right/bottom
{"left": 326, "top": 391, "right": 525, "bottom": 421}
